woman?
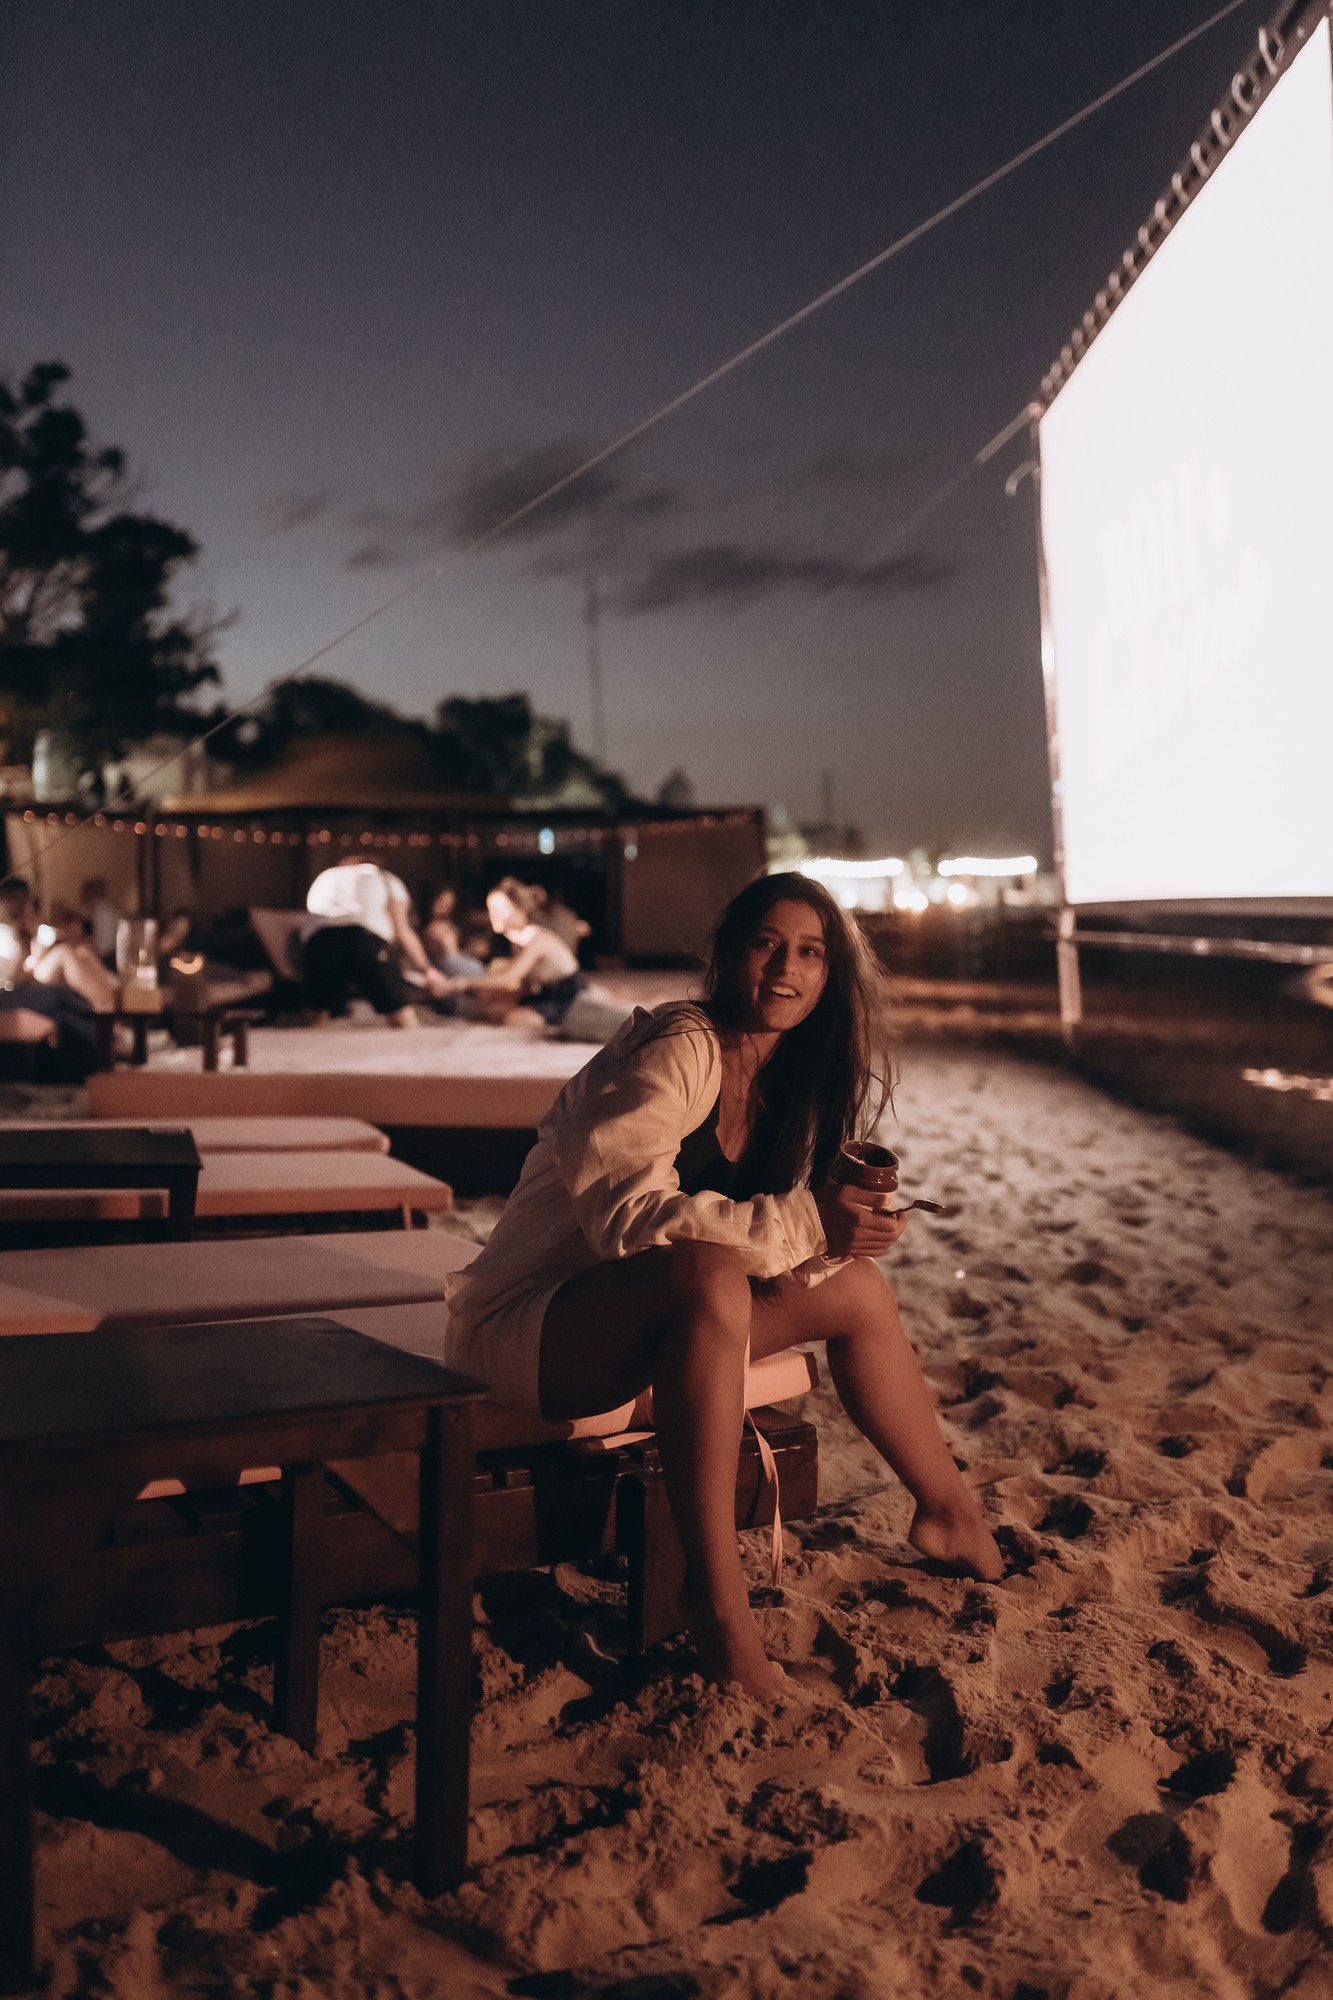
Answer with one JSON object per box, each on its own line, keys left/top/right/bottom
{"left": 446, "top": 872, "right": 1002, "bottom": 1699}
{"left": 453, "top": 877, "right": 583, "bottom": 1025}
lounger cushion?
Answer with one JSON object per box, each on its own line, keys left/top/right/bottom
{"left": 0, "top": 1228, "right": 479, "bottom": 1337}
{"left": 2, "top": 1116, "right": 389, "bottom": 1153}
{"left": 87, "top": 1069, "right": 564, "bottom": 1129}
{"left": 0, "top": 1149, "right": 452, "bottom": 1225}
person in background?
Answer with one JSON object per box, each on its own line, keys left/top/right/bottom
{"left": 422, "top": 887, "right": 487, "bottom": 979}
{"left": 451, "top": 876, "right": 583, "bottom": 1025}
{"left": 302, "top": 854, "right": 450, "bottom": 1027}
{"left": 530, "top": 885, "right": 590, "bottom": 956}
{"left": 77, "top": 876, "right": 122, "bottom": 963}
{"left": 0, "top": 879, "right": 110, "bottom": 1075}
{"left": 28, "top": 900, "right": 119, "bottom": 1013}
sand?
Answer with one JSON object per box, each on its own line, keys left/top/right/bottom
{"left": 26, "top": 1041, "right": 1333, "bottom": 1998}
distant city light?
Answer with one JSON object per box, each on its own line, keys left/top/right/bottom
{"left": 795, "top": 855, "right": 905, "bottom": 880}
{"left": 893, "top": 887, "right": 929, "bottom": 914}
{"left": 937, "top": 854, "right": 1039, "bottom": 877}
{"left": 538, "top": 827, "right": 555, "bottom": 855}
{"left": 945, "top": 882, "right": 971, "bottom": 907}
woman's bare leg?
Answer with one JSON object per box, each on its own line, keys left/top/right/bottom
{"left": 540, "top": 1242, "right": 783, "bottom": 1698}
{"left": 750, "top": 1260, "right": 1002, "bottom": 1580}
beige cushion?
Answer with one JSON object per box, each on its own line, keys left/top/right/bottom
{"left": 0, "top": 1116, "right": 389, "bottom": 1153}
{"left": 191, "top": 1150, "right": 451, "bottom": 1216}
{"left": 87, "top": 1068, "right": 561, "bottom": 1129}
{"left": 0, "top": 1150, "right": 451, "bottom": 1224}
{"left": 0, "top": 1228, "right": 479, "bottom": 1337}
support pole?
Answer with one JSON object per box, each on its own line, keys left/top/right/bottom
{"left": 1056, "top": 905, "right": 1083, "bottom": 1049}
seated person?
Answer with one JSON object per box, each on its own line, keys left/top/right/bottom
{"left": 450, "top": 876, "right": 583, "bottom": 1026}
{"left": 302, "top": 855, "right": 449, "bottom": 1027}
{"left": 77, "top": 875, "right": 123, "bottom": 964}
{"left": 0, "top": 879, "right": 107, "bottom": 1077}
{"left": 27, "top": 900, "right": 118, "bottom": 1013}
{"left": 529, "top": 885, "right": 591, "bottom": 955}
{"left": 422, "top": 887, "right": 487, "bottom": 978}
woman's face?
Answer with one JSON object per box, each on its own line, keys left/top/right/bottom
{"left": 487, "top": 889, "right": 523, "bottom": 936}
{"left": 739, "top": 897, "right": 828, "bottom": 1035}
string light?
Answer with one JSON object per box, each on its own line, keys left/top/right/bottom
{"left": 12, "top": 806, "right": 756, "bottom": 856}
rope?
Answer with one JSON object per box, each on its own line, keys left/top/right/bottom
{"left": 33, "top": 0, "right": 1254, "bottom": 852}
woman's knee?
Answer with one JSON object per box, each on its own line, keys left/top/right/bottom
{"left": 649, "top": 1241, "right": 752, "bottom": 1334}
{"left": 823, "top": 1254, "right": 901, "bottom": 1330}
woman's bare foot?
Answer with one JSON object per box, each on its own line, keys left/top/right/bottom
{"left": 909, "top": 1502, "right": 1005, "bottom": 1581}
{"left": 683, "top": 1586, "right": 785, "bottom": 1701}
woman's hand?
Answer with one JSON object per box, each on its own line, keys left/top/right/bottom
{"left": 814, "top": 1182, "right": 910, "bottom": 1259}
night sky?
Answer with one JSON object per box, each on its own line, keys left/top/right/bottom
{"left": 2, "top": 0, "right": 1276, "bottom": 857}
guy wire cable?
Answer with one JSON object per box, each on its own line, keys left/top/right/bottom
{"left": 34, "top": 0, "right": 1255, "bottom": 854}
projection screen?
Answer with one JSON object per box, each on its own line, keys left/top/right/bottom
{"left": 1038, "top": 15, "right": 1333, "bottom": 906}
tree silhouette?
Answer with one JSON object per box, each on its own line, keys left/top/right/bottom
{"left": 0, "top": 361, "right": 222, "bottom": 782}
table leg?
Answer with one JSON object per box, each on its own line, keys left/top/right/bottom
{"left": 132, "top": 1018, "right": 150, "bottom": 1065}
{"left": 200, "top": 1019, "right": 220, "bottom": 1073}
{"left": 273, "top": 1464, "right": 322, "bottom": 1751}
{"left": 414, "top": 1403, "right": 474, "bottom": 1895}
{"left": 0, "top": 1499, "right": 35, "bottom": 1993}
{"left": 165, "top": 1166, "right": 199, "bottom": 1242}
{"left": 231, "top": 1018, "right": 250, "bottom": 1068}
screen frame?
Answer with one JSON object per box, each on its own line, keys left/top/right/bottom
{"left": 1033, "top": 0, "right": 1333, "bottom": 923}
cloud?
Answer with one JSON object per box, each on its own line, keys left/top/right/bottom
{"left": 343, "top": 540, "right": 400, "bottom": 570}
{"left": 615, "top": 542, "right": 952, "bottom": 616}
{"left": 258, "top": 490, "right": 330, "bottom": 533}
{"left": 338, "top": 444, "right": 682, "bottom": 571}
{"left": 790, "top": 449, "right": 917, "bottom": 491}
{"left": 438, "top": 445, "right": 683, "bottom": 547}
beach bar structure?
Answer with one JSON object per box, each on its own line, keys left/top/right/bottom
{"left": 4, "top": 788, "right": 766, "bottom": 964}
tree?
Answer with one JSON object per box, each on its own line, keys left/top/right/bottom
{"left": 432, "top": 692, "right": 631, "bottom": 809}
{"left": 208, "top": 675, "right": 404, "bottom": 770}
{"left": 0, "top": 361, "right": 222, "bottom": 783}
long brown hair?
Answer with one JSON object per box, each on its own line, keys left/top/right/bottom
{"left": 700, "top": 871, "right": 893, "bottom": 1193}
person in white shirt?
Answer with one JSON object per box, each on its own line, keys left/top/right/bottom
{"left": 301, "top": 856, "right": 448, "bottom": 1027}
{"left": 446, "top": 872, "right": 1002, "bottom": 1699}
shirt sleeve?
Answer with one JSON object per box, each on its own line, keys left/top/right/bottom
{"left": 547, "top": 1017, "right": 826, "bottom": 1277}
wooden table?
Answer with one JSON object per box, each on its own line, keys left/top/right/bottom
{"left": 101, "top": 1007, "right": 256, "bottom": 1071}
{"left": 0, "top": 1315, "right": 482, "bottom": 1993}
{"left": 0, "top": 1128, "right": 202, "bottom": 1240}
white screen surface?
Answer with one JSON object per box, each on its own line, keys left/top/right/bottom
{"left": 1039, "top": 18, "right": 1333, "bottom": 905}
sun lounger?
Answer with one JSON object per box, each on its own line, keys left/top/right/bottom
{"left": 1, "top": 1115, "right": 390, "bottom": 1152}
{"left": 0, "top": 1148, "right": 453, "bottom": 1237}
{"left": 0, "top": 1227, "right": 478, "bottom": 1337}
{"left": 87, "top": 1069, "right": 561, "bottom": 1128}
{"left": 86, "top": 1070, "right": 563, "bottom": 1195}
